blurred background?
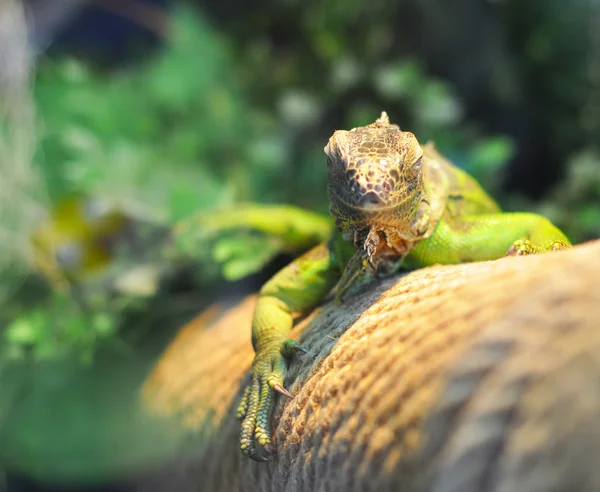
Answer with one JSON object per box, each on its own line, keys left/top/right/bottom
{"left": 1, "top": 0, "right": 599, "bottom": 490}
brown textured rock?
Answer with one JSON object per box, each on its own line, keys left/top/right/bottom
{"left": 139, "top": 240, "right": 600, "bottom": 492}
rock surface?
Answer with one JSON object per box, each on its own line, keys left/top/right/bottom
{"left": 140, "top": 240, "right": 600, "bottom": 492}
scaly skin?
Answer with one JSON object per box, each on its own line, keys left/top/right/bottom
{"left": 233, "top": 112, "right": 570, "bottom": 460}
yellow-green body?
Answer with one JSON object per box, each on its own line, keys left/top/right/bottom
{"left": 188, "top": 112, "right": 570, "bottom": 461}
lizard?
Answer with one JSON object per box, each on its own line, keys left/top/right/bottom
{"left": 198, "top": 112, "right": 571, "bottom": 461}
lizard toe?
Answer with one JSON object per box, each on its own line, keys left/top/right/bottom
{"left": 240, "top": 345, "right": 290, "bottom": 459}
{"left": 506, "top": 238, "right": 538, "bottom": 256}
{"left": 236, "top": 385, "right": 251, "bottom": 420}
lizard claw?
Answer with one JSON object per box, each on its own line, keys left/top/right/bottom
{"left": 263, "top": 443, "right": 278, "bottom": 455}
{"left": 272, "top": 383, "right": 293, "bottom": 399}
{"left": 280, "top": 339, "right": 308, "bottom": 358}
{"left": 294, "top": 344, "right": 309, "bottom": 354}
{"left": 248, "top": 449, "right": 270, "bottom": 462}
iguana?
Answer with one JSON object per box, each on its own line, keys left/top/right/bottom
{"left": 194, "top": 112, "right": 571, "bottom": 461}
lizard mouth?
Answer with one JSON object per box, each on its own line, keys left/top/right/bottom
{"left": 330, "top": 189, "right": 397, "bottom": 213}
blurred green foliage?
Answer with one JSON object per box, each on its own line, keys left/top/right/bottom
{"left": 35, "top": 9, "right": 242, "bottom": 218}
{"left": 1, "top": 0, "right": 599, "bottom": 484}
{"left": 5, "top": 5, "right": 524, "bottom": 365}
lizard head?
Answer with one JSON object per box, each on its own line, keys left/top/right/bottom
{"left": 325, "top": 111, "right": 431, "bottom": 251}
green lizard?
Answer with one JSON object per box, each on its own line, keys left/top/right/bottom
{"left": 195, "top": 112, "right": 570, "bottom": 461}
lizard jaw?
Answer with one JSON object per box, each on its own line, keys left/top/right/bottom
{"left": 361, "top": 226, "right": 414, "bottom": 274}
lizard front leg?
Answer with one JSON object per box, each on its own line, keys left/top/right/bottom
{"left": 407, "top": 212, "right": 571, "bottom": 266}
{"left": 238, "top": 241, "right": 343, "bottom": 461}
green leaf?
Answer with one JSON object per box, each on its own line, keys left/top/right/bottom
{"left": 5, "top": 316, "right": 39, "bottom": 345}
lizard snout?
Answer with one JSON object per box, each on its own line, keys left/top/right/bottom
{"left": 356, "top": 191, "right": 385, "bottom": 209}
{"left": 346, "top": 173, "right": 390, "bottom": 210}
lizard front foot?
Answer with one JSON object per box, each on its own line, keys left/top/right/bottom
{"left": 238, "top": 339, "right": 305, "bottom": 461}
{"left": 506, "top": 238, "right": 570, "bottom": 256}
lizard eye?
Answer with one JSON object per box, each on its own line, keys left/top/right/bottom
{"left": 412, "top": 158, "right": 423, "bottom": 170}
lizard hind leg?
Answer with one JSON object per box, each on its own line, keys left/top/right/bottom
{"left": 498, "top": 213, "right": 571, "bottom": 256}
